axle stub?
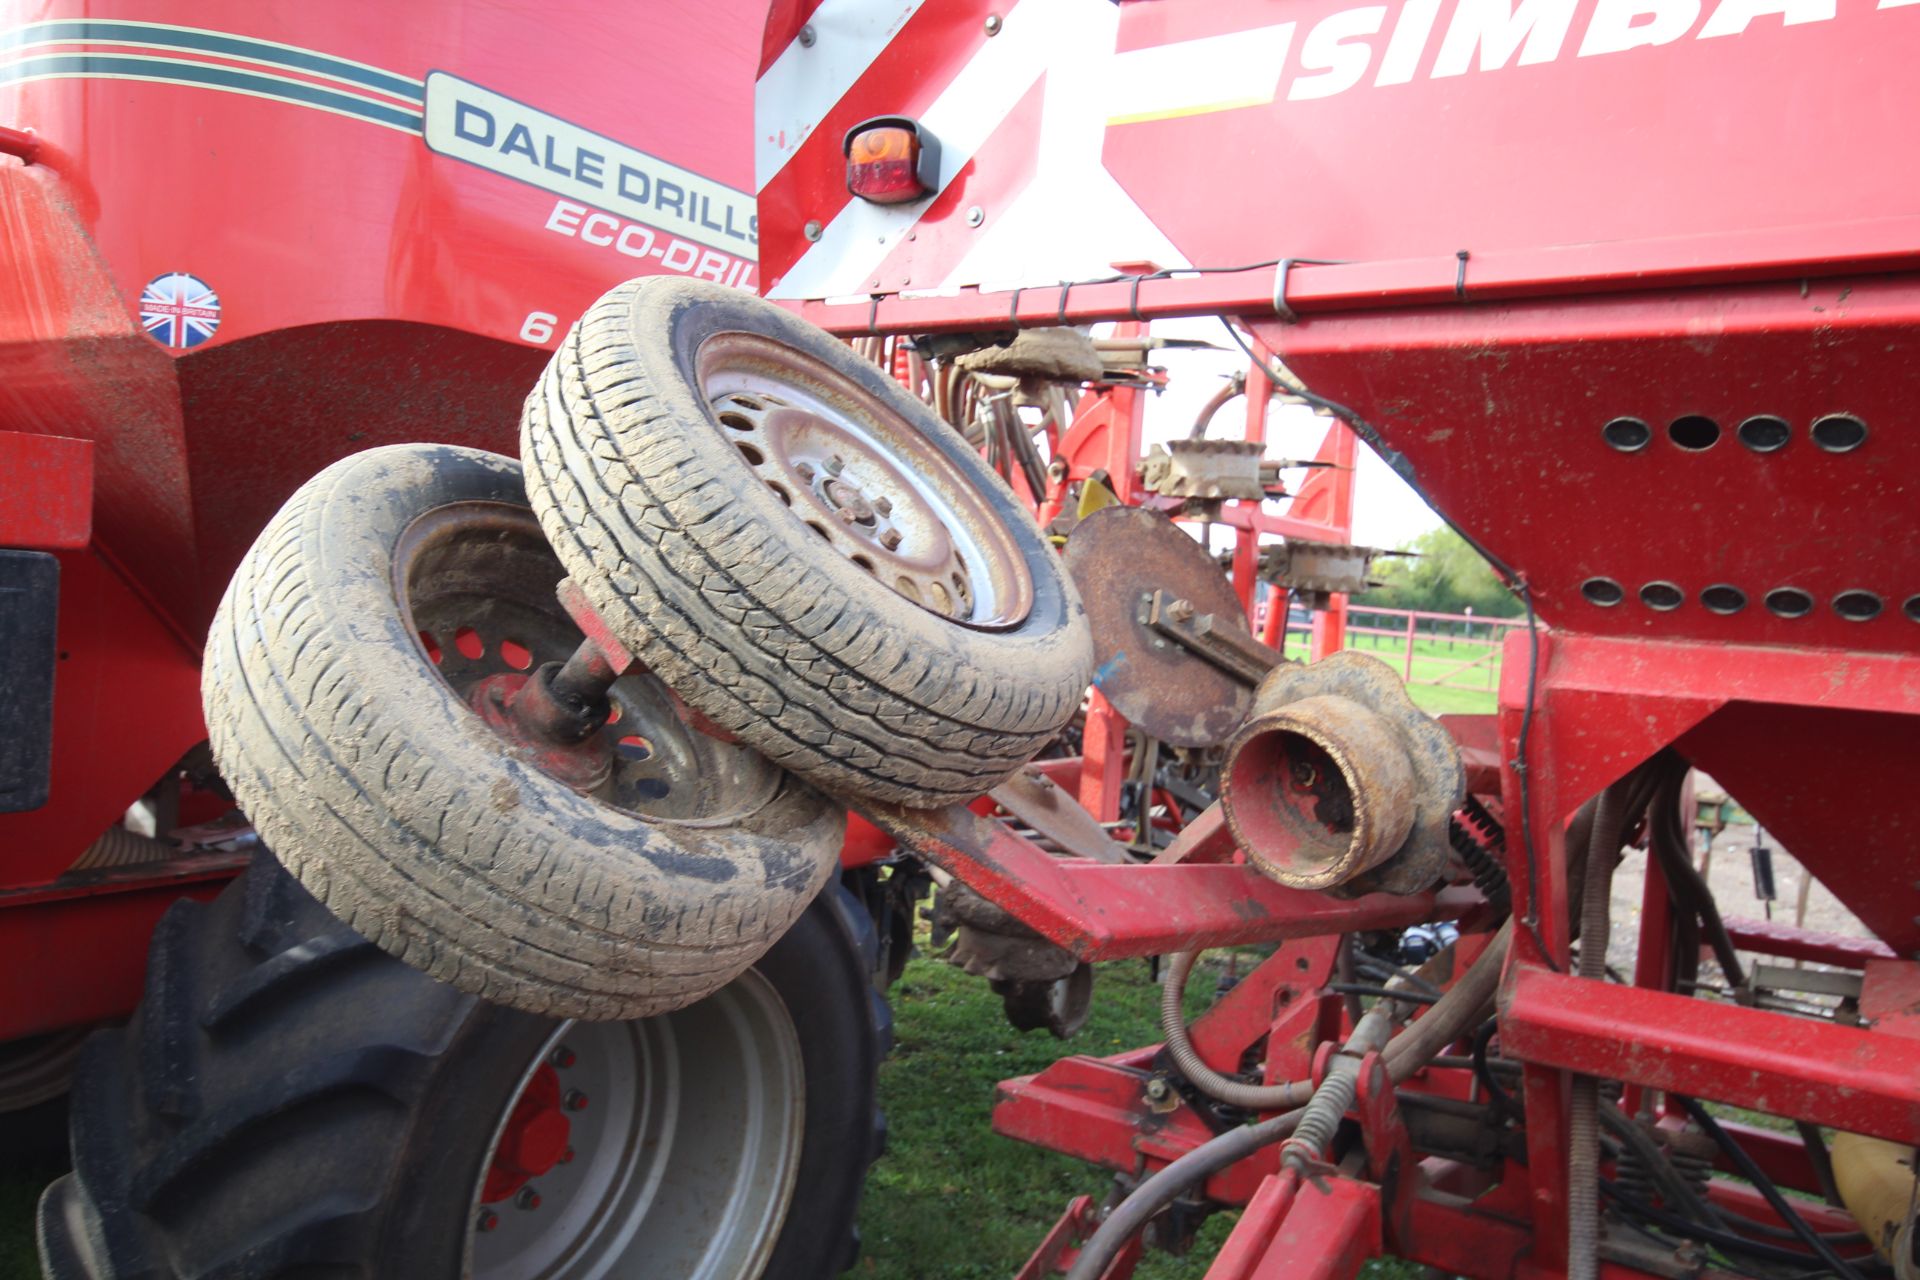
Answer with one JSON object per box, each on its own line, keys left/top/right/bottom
{"left": 1220, "top": 651, "right": 1463, "bottom": 895}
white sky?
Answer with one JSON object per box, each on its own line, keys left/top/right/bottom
{"left": 1123, "top": 317, "right": 1442, "bottom": 551}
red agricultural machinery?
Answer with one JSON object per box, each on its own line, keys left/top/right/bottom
{"left": 7, "top": 1, "right": 1920, "bottom": 1279}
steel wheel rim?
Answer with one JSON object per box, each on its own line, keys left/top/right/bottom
{"left": 698, "top": 331, "right": 1036, "bottom": 629}
{"left": 392, "top": 501, "right": 780, "bottom": 824}
{"left": 467, "top": 971, "right": 806, "bottom": 1280}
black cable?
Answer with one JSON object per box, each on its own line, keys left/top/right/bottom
{"left": 1328, "top": 983, "right": 1442, "bottom": 1005}
{"left": 1676, "top": 1096, "right": 1872, "bottom": 1280}
{"left": 1601, "top": 1179, "right": 1884, "bottom": 1273}
{"left": 1216, "top": 317, "right": 1557, "bottom": 973}
{"left": 1470, "top": 1020, "right": 1515, "bottom": 1117}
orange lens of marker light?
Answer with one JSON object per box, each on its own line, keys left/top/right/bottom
{"left": 846, "top": 125, "right": 926, "bottom": 204}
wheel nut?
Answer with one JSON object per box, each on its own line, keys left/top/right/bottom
{"left": 880, "top": 529, "right": 903, "bottom": 551}
{"left": 795, "top": 461, "right": 815, "bottom": 483}
{"left": 564, "top": 1089, "right": 589, "bottom": 1112}
{"left": 823, "top": 454, "right": 845, "bottom": 476}
{"left": 559, "top": 1147, "right": 576, "bottom": 1165}
{"left": 516, "top": 1187, "right": 541, "bottom": 1211}
{"left": 477, "top": 1210, "right": 499, "bottom": 1233}
{"left": 549, "top": 1045, "right": 576, "bottom": 1069}
{"left": 873, "top": 496, "right": 892, "bottom": 517}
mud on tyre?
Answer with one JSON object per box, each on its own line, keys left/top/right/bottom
{"left": 521, "top": 277, "right": 1094, "bottom": 809}
{"left": 201, "top": 444, "right": 844, "bottom": 1021}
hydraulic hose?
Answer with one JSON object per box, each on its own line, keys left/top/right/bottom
{"left": 1086, "top": 921, "right": 1514, "bottom": 1280}
{"left": 1569, "top": 783, "right": 1629, "bottom": 1280}
{"left": 1062, "top": 1108, "right": 1303, "bottom": 1280}
{"left": 1161, "top": 950, "right": 1312, "bottom": 1111}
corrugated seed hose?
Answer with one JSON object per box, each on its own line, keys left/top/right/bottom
{"left": 1066, "top": 921, "right": 1513, "bottom": 1280}
{"left": 1568, "top": 785, "right": 1626, "bottom": 1280}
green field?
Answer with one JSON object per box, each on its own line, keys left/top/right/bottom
{"left": 1310, "top": 627, "right": 1507, "bottom": 717}
{"left": 0, "top": 945, "right": 1418, "bottom": 1279}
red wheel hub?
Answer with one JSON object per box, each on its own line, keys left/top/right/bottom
{"left": 481, "top": 1063, "right": 573, "bottom": 1204}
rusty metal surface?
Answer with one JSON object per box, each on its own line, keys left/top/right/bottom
{"left": 989, "top": 767, "right": 1130, "bottom": 865}
{"left": 394, "top": 502, "right": 780, "bottom": 823}
{"left": 1140, "top": 438, "right": 1267, "bottom": 501}
{"left": 1065, "top": 505, "right": 1252, "bottom": 748}
{"left": 1259, "top": 541, "right": 1386, "bottom": 598}
{"left": 1223, "top": 651, "right": 1464, "bottom": 896}
{"left": 1145, "top": 590, "right": 1284, "bottom": 686}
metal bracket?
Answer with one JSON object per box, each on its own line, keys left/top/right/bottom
{"left": 1141, "top": 589, "right": 1285, "bottom": 687}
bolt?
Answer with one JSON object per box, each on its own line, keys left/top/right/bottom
{"left": 1145, "top": 1077, "right": 1172, "bottom": 1102}
{"left": 965, "top": 205, "right": 985, "bottom": 228}
{"left": 798, "top": 22, "right": 816, "bottom": 46}
{"left": 837, "top": 507, "right": 857, "bottom": 525}
{"left": 983, "top": 13, "right": 1002, "bottom": 34}
{"left": 803, "top": 219, "right": 823, "bottom": 243}
{"left": 823, "top": 454, "right": 845, "bottom": 476}
{"left": 549, "top": 1044, "right": 576, "bottom": 1069}
{"left": 880, "top": 529, "right": 903, "bottom": 551}
{"left": 516, "top": 1186, "right": 542, "bottom": 1211}
{"left": 564, "top": 1089, "right": 589, "bottom": 1112}
{"left": 795, "top": 460, "right": 816, "bottom": 482}
{"left": 558, "top": 1147, "right": 575, "bottom": 1165}
{"left": 476, "top": 1210, "right": 499, "bottom": 1233}
{"left": 872, "top": 495, "right": 892, "bottom": 517}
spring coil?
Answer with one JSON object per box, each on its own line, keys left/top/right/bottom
{"left": 1450, "top": 796, "right": 1511, "bottom": 913}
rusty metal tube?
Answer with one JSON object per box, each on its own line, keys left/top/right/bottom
{"left": 1221, "top": 691, "right": 1417, "bottom": 891}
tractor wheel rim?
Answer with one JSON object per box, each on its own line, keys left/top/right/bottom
{"left": 393, "top": 501, "right": 780, "bottom": 824}
{"left": 698, "top": 331, "right": 1036, "bottom": 629}
{"left": 467, "top": 971, "right": 806, "bottom": 1280}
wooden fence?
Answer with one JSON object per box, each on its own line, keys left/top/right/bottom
{"left": 1284, "top": 604, "right": 1527, "bottom": 691}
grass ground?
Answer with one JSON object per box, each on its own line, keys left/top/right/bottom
{"left": 0, "top": 1165, "right": 49, "bottom": 1279}
{"left": 1328, "top": 629, "right": 1504, "bottom": 717}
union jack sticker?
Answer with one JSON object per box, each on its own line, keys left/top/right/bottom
{"left": 139, "top": 272, "right": 221, "bottom": 349}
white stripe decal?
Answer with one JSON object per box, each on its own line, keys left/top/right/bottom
{"left": 754, "top": 0, "right": 925, "bottom": 192}
{"left": 769, "top": 0, "right": 1101, "bottom": 301}
{"left": 1104, "top": 24, "right": 1296, "bottom": 125}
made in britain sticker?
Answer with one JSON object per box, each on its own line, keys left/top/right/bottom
{"left": 140, "top": 272, "right": 221, "bottom": 349}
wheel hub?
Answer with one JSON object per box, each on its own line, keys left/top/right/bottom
{"left": 394, "top": 502, "right": 783, "bottom": 824}
{"left": 697, "top": 331, "right": 1035, "bottom": 629}
{"left": 468, "top": 973, "right": 806, "bottom": 1279}
{"left": 482, "top": 1064, "right": 573, "bottom": 1204}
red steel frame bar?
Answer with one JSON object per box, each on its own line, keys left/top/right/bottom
{"left": 1502, "top": 966, "right": 1920, "bottom": 1145}
{"left": 796, "top": 219, "right": 1920, "bottom": 337}
{"left": 856, "top": 799, "right": 1479, "bottom": 960}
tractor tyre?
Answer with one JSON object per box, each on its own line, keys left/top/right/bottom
{"left": 37, "top": 856, "right": 888, "bottom": 1279}
{"left": 521, "top": 277, "right": 1093, "bottom": 809}
{"left": 201, "top": 443, "right": 844, "bottom": 1022}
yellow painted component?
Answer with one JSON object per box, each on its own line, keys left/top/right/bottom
{"left": 1075, "top": 476, "right": 1119, "bottom": 521}
{"left": 1832, "top": 1131, "right": 1920, "bottom": 1278}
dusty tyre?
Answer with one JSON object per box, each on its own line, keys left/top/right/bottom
{"left": 521, "top": 277, "right": 1093, "bottom": 808}
{"left": 37, "top": 857, "right": 887, "bottom": 1279}
{"left": 201, "top": 444, "right": 844, "bottom": 1021}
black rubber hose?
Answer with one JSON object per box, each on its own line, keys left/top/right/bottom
{"left": 1095, "top": 924, "right": 1512, "bottom": 1280}
{"left": 1061, "top": 1109, "right": 1303, "bottom": 1280}
{"left": 1600, "top": 1181, "right": 1849, "bottom": 1269}
{"left": 1470, "top": 1020, "right": 1514, "bottom": 1117}
{"left": 1675, "top": 1096, "right": 1872, "bottom": 1280}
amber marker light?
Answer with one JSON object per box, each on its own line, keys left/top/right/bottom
{"left": 843, "top": 116, "right": 940, "bottom": 204}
